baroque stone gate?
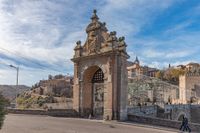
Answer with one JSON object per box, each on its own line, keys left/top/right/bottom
{"left": 71, "top": 10, "right": 129, "bottom": 120}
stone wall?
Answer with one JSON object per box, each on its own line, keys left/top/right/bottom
{"left": 45, "top": 102, "right": 73, "bottom": 109}
{"left": 127, "top": 105, "right": 158, "bottom": 117}
{"left": 8, "top": 109, "right": 47, "bottom": 115}
{"left": 7, "top": 109, "right": 78, "bottom": 117}
{"left": 191, "top": 105, "right": 200, "bottom": 124}
{"left": 128, "top": 115, "right": 200, "bottom": 132}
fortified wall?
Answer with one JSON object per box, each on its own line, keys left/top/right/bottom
{"left": 179, "top": 73, "right": 200, "bottom": 104}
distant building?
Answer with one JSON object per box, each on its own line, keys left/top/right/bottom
{"left": 176, "top": 62, "right": 200, "bottom": 71}
{"left": 33, "top": 75, "right": 73, "bottom": 98}
{"left": 185, "top": 62, "right": 200, "bottom": 71}
{"left": 127, "top": 56, "right": 158, "bottom": 78}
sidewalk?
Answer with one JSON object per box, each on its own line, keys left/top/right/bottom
{"left": 104, "top": 120, "right": 198, "bottom": 133}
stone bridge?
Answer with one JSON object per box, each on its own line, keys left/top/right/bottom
{"left": 128, "top": 104, "right": 200, "bottom": 124}
{"left": 164, "top": 104, "right": 200, "bottom": 123}
{"left": 164, "top": 104, "right": 191, "bottom": 121}
{"left": 127, "top": 105, "right": 191, "bottom": 121}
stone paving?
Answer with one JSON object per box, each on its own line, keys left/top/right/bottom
{"left": 1, "top": 114, "right": 178, "bottom": 133}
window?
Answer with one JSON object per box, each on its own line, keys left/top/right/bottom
{"left": 92, "top": 68, "right": 104, "bottom": 83}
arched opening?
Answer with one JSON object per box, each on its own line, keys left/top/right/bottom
{"left": 178, "top": 114, "right": 185, "bottom": 121}
{"left": 82, "top": 66, "right": 104, "bottom": 119}
{"left": 92, "top": 68, "right": 104, "bottom": 119}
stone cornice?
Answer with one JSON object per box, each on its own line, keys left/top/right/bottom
{"left": 71, "top": 50, "right": 129, "bottom": 62}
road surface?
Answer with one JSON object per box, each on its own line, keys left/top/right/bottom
{"left": 1, "top": 114, "right": 178, "bottom": 133}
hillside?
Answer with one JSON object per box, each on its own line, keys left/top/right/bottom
{"left": 0, "top": 85, "right": 31, "bottom": 101}
{"left": 17, "top": 75, "right": 73, "bottom": 109}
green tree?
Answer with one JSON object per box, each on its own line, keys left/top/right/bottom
{"left": 157, "top": 68, "right": 186, "bottom": 85}
{"left": 0, "top": 93, "right": 8, "bottom": 129}
{"left": 171, "top": 68, "right": 185, "bottom": 79}
{"left": 155, "top": 70, "right": 164, "bottom": 80}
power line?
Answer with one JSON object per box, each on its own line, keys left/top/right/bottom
{"left": 0, "top": 46, "right": 67, "bottom": 73}
{"left": 0, "top": 60, "right": 67, "bottom": 74}
{"left": 0, "top": 61, "right": 10, "bottom": 67}
{"left": 0, "top": 46, "right": 49, "bottom": 68}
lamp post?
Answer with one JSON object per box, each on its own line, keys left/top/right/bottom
{"left": 9, "top": 65, "right": 19, "bottom": 106}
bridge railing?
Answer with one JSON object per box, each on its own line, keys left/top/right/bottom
{"left": 128, "top": 114, "right": 200, "bottom": 132}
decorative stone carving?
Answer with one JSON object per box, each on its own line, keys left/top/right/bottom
{"left": 73, "top": 9, "right": 129, "bottom": 57}
{"left": 104, "top": 31, "right": 117, "bottom": 49}
{"left": 118, "top": 36, "right": 127, "bottom": 52}
{"left": 74, "top": 41, "right": 82, "bottom": 58}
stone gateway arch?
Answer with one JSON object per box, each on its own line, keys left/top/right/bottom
{"left": 71, "top": 10, "right": 129, "bottom": 120}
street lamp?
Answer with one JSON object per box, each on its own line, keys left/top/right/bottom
{"left": 9, "top": 65, "right": 19, "bottom": 106}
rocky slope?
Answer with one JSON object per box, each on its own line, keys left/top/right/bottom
{"left": 0, "top": 85, "right": 31, "bottom": 101}
{"left": 17, "top": 75, "right": 73, "bottom": 109}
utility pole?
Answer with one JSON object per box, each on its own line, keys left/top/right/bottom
{"left": 9, "top": 65, "right": 19, "bottom": 107}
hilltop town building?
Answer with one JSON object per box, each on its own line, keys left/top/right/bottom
{"left": 71, "top": 10, "right": 129, "bottom": 120}
{"left": 127, "top": 57, "right": 158, "bottom": 78}
{"left": 32, "top": 75, "right": 73, "bottom": 98}
{"left": 186, "top": 62, "right": 200, "bottom": 70}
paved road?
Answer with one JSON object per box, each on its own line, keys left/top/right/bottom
{"left": 1, "top": 114, "right": 178, "bottom": 133}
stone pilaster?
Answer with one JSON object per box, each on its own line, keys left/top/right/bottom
{"left": 73, "top": 63, "right": 80, "bottom": 113}
{"left": 119, "top": 55, "right": 128, "bottom": 121}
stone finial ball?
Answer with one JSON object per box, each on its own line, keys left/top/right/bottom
{"left": 76, "top": 40, "right": 81, "bottom": 45}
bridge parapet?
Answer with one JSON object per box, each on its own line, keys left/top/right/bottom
{"left": 128, "top": 114, "right": 200, "bottom": 132}
{"left": 127, "top": 105, "right": 158, "bottom": 117}
{"left": 164, "top": 104, "right": 191, "bottom": 121}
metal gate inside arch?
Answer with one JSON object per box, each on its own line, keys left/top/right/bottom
{"left": 92, "top": 68, "right": 104, "bottom": 119}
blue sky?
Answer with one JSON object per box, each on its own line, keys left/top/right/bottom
{"left": 0, "top": 0, "right": 200, "bottom": 86}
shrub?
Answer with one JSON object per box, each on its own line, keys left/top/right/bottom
{"left": 0, "top": 93, "right": 7, "bottom": 129}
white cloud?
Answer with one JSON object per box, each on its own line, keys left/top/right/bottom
{"left": 142, "top": 49, "right": 164, "bottom": 58}
{"left": 0, "top": 0, "right": 199, "bottom": 85}
{"left": 142, "top": 48, "right": 195, "bottom": 59}
{"left": 165, "top": 50, "right": 194, "bottom": 58}
{"left": 0, "top": 0, "right": 88, "bottom": 85}
{"left": 0, "top": 1, "right": 88, "bottom": 57}
{"left": 164, "top": 21, "right": 192, "bottom": 35}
